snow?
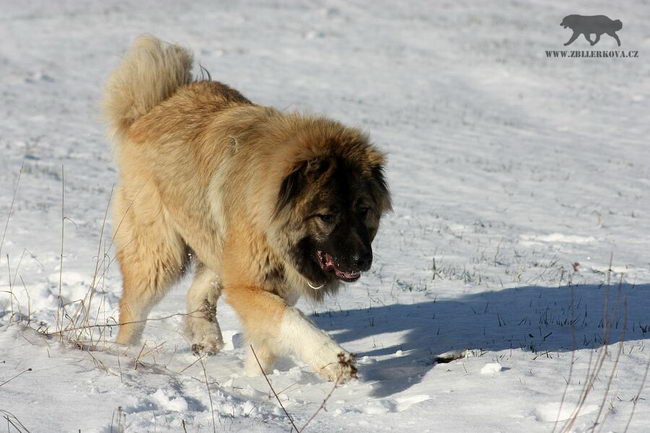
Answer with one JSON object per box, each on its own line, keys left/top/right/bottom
{"left": 1, "top": 1, "right": 649, "bottom": 432}
{"left": 480, "top": 362, "right": 503, "bottom": 375}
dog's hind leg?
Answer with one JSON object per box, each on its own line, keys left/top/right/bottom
{"left": 564, "top": 31, "right": 580, "bottom": 46}
{"left": 186, "top": 263, "right": 224, "bottom": 355}
{"left": 113, "top": 184, "right": 188, "bottom": 346}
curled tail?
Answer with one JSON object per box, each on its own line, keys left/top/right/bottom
{"left": 103, "top": 35, "right": 193, "bottom": 137}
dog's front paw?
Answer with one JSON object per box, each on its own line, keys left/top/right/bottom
{"left": 316, "top": 352, "right": 358, "bottom": 383}
{"left": 191, "top": 334, "right": 224, "bottom": 356}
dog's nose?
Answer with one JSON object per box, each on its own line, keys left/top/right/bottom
{"left": 352, "top": 249, "right": 372, "bottom": 271}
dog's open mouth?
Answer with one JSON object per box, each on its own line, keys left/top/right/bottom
{"left": 317, "top": 251, "right": 361, "bottom": 282}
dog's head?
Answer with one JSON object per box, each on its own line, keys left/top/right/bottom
{"left": 560, "top": 15, "right": 580, "bottom": 29}
{"left": 272, "top": 123, "right": 391, "bottom": 294}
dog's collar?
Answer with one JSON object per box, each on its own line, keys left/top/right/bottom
{"left": 307, "top": 281, "right": 325, "bottom": 290}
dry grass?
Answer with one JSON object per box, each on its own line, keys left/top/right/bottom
{"left": 1, "top": 409, "right": 31, "bottom": 433}
{"left": 0, "top": 163, "right": 23, "bottom": 260}
{"left": 555, "top": 260, "right": 642, "bottom": 433}
{"left": 198, "top": 354, "right": 218, "bottom": 433}
{"left": 250, "top": 344, "right": 344, "bottom": 433}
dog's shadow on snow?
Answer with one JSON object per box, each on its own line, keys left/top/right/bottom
{"left": 311, "top": 283, "right": 650, "bottom": 398}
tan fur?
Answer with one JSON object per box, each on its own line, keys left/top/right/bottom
{"left": 104, "top": 35, "right": 194, "bottom": 137}
{"left": 104, "top": 36, "right": 390, "bottom": 380}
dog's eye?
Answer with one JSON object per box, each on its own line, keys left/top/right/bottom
{"left": 358, "top": 206, "right": 370, "bottom": 217}
{"left": 317, "top": 214, "right": 335, "bottom": 224}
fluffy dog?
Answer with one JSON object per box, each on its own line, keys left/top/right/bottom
{"left": 561, "top": 15, "right": 622, "bottom": 46}
{"left": 103, "top": 35, "right": 391, "bottom": 381}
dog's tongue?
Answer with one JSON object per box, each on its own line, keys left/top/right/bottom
{"left": 336, "top": 268, "right": 361, "bottom": 281}
{"left": 319, "top": 251, "right": 360, "bottom": 281}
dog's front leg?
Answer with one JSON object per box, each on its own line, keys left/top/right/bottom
{"left": 224, "top": 286, "right": 356, "bottom": 382}
{"left": 564, "top": 31, "right": 580, "bottom": 46}
{"left": 608, "top": 32, "right": 621, "bottom": 46}
{"left": 277, "top": 307, "right": 357, "bottom": 381}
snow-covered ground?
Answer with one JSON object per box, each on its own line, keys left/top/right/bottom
{"left": 1, "top": 1, "right": 649, "bottom": 432}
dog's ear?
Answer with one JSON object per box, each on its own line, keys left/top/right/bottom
{"left": 370, "top": 164, "right": 392, "bottom": 212}
{"left": 276, "top": 167, "right": 305, "bottom": 215}
{"left": 371, "top": 164, "right": 388, "bottom": 195}
{"left": 275, "top": 158, "right": 330, "bottom": 215}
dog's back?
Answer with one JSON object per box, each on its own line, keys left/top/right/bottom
{"left": 561, "top": 15, "right": 622, "bottom": 32}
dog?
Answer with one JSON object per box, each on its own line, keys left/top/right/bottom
{"left": 103, "top": 35, "right": 391, "bottom": 381}
{"left": 560, "top": 15, "right": 622, "bottom": 46}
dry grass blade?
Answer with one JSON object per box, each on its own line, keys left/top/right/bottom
{"left": 177, "top": 351, "right": 207, "bottom": 374}
{"left": 56, "top": 165, "right": 65, "bottom": 334}
{"left": 133, "top": 342, "right": 147, "bottom": 370}
{"left": 250, "top": 344, "right": 344, "bottom": 432}
{"left": 43, "top": 311, "right": 200, "bottom": 337}
{"left": 5, "top": 255, "right": 15, "bottom": 318}
{"left": 250, "top": 345, "right": 299, "bottom": 432}
{"left": 594, "top": 285, "right": 627, "bottom": 433}
{"left": 0, "top": 162, "right": 23, "bottom": 259}
{"left": 198, "top": 354, "right": 218, "bottom": 433}
{"left": 0, "top": 368, "right": 32, "bottom": 388}
{"left": 562, "top": 342, "right": 608, "bottom": 429}
{"left": 552, "top": 285, "right": 577, "bottom": 433}
{"left": 19, "top": 276, "right": 31, "bottom": 325}
{"left": 62, "top": 188, "right": 113, "bottom": 346}
{"left": 0, "top": 409, "right": 31, "bottom": 433}
{"left": 88, "top": 188, "right": 112, "bottom": 299}
{"left": 560, "top": 259, "right": 621, "bottom": 433}
{"left": 623, "top": 350, "right": 650, "bottom": 433}
{"left": 109, "top": 406, "right": 125, "bottom": 433}
{"left": 300, "top": 373, "right": 341, "bottom": 432}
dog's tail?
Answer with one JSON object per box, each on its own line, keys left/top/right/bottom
{"left": 103, "top": 35, "right": 193, "bottom": 137}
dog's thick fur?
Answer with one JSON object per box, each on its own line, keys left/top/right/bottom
{"left": 104, "top": 35, "right": 390, "bottom": 381}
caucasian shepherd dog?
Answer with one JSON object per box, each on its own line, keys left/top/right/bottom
{"left": 103, "top": 35, "right": 391, "bottom": 381}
